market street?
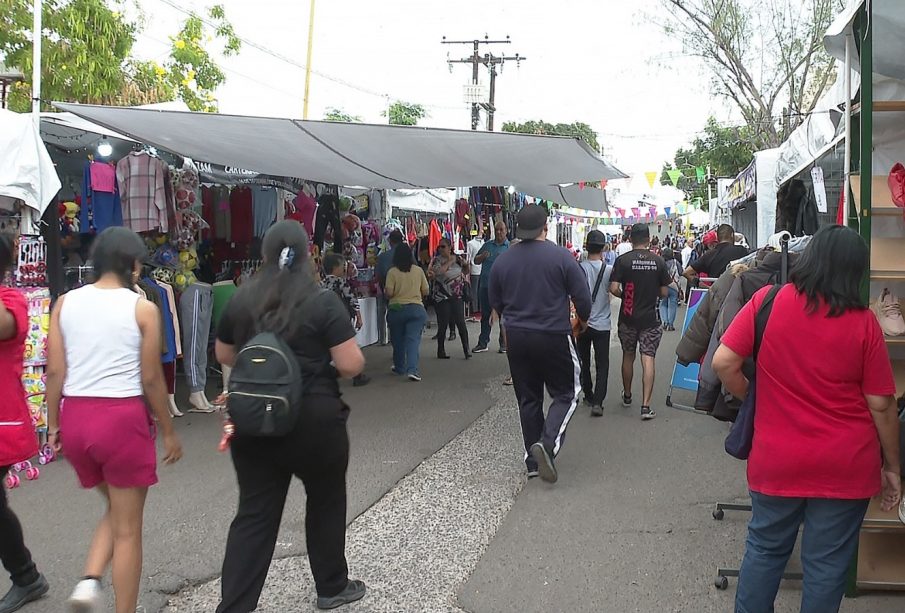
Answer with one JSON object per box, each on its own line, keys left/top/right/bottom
{"left": 5, "top": 314, "right": 896, "bottom": 612}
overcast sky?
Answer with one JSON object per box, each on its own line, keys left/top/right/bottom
{"left": 131, "top": 0, "right": 734, "bottom": 177}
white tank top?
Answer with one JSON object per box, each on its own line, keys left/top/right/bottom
{"left": 60, "top": 285, "right": 144, "bottom": 398}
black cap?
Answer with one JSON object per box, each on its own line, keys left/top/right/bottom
{"left": 630, "top": 223, "right": 649, "bottom": 241}
{"left": 585, "top": 230, "right": 607, "bottom": 246}
{"left": 515, "top": 204, "right": 548, "bottom": 240}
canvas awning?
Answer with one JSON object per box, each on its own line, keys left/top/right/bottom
{"left": 518, "top": 184, "right": 609, "bottom": 213}
{"left": 53, "top": 103, "right": 626, "bottom": 190}
{"left": 0, "top": 109, "right": 61, "bottom": 216}
{"left": 824, "top": 0, "right": 905, "bottom": 81}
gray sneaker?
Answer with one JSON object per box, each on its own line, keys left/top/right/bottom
{"left": 317, "top": 580, "right": 367, "bottom": 610}
{"left": 0, "top": 574, "right": 48, "bottom": 613}
{"left": 591, "top": 404, "right": 604, "bottom": 417}
{"left": 529, "top": 442, "right": 557, "bottom": 483}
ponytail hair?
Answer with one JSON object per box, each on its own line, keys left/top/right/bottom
{"left": 253, "top": 220, "right": 317, "bottom": 337}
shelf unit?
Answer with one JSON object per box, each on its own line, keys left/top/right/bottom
{"left": 846, "top": 3, "right": 905, "bottom": 596}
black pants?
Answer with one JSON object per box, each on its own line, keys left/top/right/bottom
{"left": 577, "top": 327, "right": 610, "bottom": 406}
{"left": 0, "top": 467, "right": 39, "bottom": 587}
{"left": 217, "top": 397, "right": 351, "bottom": 612}
{"left": 312, "top": 200, "right": 343, "bottom": 254}
{"left": 436, "top": 297, "right": 469, "bottom": 356}
{"left": 506, "top": 329, "right": 581, "bottom": 467}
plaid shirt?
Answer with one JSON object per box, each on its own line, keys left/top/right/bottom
{"left": 116, "top": 152, "right": 172, "bottom": 233}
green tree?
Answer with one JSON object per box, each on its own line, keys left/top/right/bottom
{"left": 662, "top": 116, "right": 755, "bottom": 206}
{"left": 659, "top": 0, "right": 844, "bottom": 148}
{"left": 383, "top": 101, "right": 426, "bottom": 126}
{"left": 0, "top": 0, "right": 239, "bottom": 112}
{"left": 501, "top": 120, "right": 600, "bottom": 153}
{"left": 324, "top": 107, "right": 362, "bottom": 123}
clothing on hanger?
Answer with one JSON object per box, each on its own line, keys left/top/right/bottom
{"left": 80, "top": 161, "right": 123, "bottom": 235}
{"left": 117, "top": 152, "right": 172, "bottom": 233}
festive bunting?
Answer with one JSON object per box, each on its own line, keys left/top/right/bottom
{"left": 664, "top": 206, "right": 672, "bottom": 217}
{"left": 666, "top": 169, "right": 683, "bottom": 187}
{"left": 644, "top": 171, "right": 658, "bottom": 189}
{"left": 578, "top": 181, "right": 586, "bottom": 190}
{"left": 695, "top": 166, "right": 706, "bottom": 183}
{"left": 600, "top": 179, "right": 608, "bottom": 189}
{"left": 631, "top": 207, "right": 640, "bottom": 219}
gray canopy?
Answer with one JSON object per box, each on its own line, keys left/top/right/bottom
{"left": 54, "top": 103, "right": 626, "bottom": 190}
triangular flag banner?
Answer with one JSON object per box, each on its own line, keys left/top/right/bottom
{"left": 644, "top": 171, "right": 658, "bottom": 189}
{"left": 578, "top": 181, "right": 586, "bottom": 190}
{"left": 631, "top": 207, "right": 640, "bottom": 219}
{"left": 695, "top": 167, "right": 706, "bottom": 183}
{"left": 667, "top": 169, "right": 682, "bottom": 186}
{"left": 600, "top": 179, "right": 608, "bottom": 189}
{"left": 664, "top": 206, "right": 672, "bottom": 217}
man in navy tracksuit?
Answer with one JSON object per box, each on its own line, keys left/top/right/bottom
{"left": 489, "top": 204, "right": 591, "bottom": 483}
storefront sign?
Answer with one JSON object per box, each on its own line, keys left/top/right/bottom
{"left": 196, "top": 161, "right": 306, "bottom": 192}
{"left": 723, "top": 160, "right": 756, "bottom": 210}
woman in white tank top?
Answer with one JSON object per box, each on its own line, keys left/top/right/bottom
{"left": 45, "top": 227, "right": 183, "bottom": 613}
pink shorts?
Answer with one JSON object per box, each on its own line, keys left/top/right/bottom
{"left": 60, "top": 396, "right": 158, "bottom": 489}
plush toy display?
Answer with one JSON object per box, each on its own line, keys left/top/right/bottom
{"left": 59, "top": 201, "right": 80, "bottom": 235}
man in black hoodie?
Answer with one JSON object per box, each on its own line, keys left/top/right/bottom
{"left": 489, "top": 204, "right": 591, "bottom": 483}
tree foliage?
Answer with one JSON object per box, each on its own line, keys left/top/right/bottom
{"left": 0, "top": 0, "right": 240, "bottom": 112}
{"left": 323, "top": 107, "right": 361, "bottom": 123}
{"left": 662, "top": 117, "right": 755, "bottom": 205}
{"left": 660, "top": 0, "right": 844, "bottom": 148}
{"left": 501, "top": 120, "right": 601, "bottom": 153}
{"left": 383, "top": 101, "right": 426, "bottom": 126}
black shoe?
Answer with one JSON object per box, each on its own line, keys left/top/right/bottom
{"left": 641, "top": 406, "right": 657, "bottom": 421}
{"left": 464, "top": 352, "right": 472, "bottom": 360}
{"left": 529, "top": 442, "right": 557, "bottom": 483}
{"left": 437, "top": 352, "right": 451, "bottom": 360}
{"left": 622, "top": 391, "right": 632, "bottom": 407}
{"left": 527, "top": 469, "right": 540, "bottom": 479}
{"left": 352, "top": 374, "right": 371, "bottom": 387}
{"left": 591, "top": 404, "right": 604, "bottom": 417}
{"left": 431, "top": 333, "right": 440, "bottom": 340}
{"left": 449, "top": 331, "right": 457, "bottom": 341}
{"left": 316, "top": 580, "right": 367, "bottom": 610}
{"left": 0, "top": 574, "right": 49, "bottom": 613}
{"left": 472, "top": 344, "right": 489, "bottom": 353}
{"left": 498, "top": 346, "right": 507, "bottom": 354}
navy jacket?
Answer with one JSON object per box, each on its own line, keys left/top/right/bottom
{"left": 489, "top": 239, "right": 591, "bottom": 335}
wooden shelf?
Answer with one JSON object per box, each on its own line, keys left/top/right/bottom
{"left": 870, "top": 238, "right": 905, "bottom": 273}
{"left": 863, "top": 494, "right": 905, "bottom": 532}
{"left": 870, "top": 272, "right": 905, "bottom": 281}
{"left": 886, "top": 336, "right": 905, "bottom": 345}
{"left": 851, "top": 175, "right": 898, "bottom": 214}
{"left": 857, "top": 531, "right": 905, "bottom": 589}
{"left": 853, "top": 100, "right": 905, "bottom": 114}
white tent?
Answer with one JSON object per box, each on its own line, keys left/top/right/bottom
{"left": 0, "top": 109, "right": 61, "bottom": 218}
{"left": 54, "top": 103, "right": 626, "bottom": 190}
{"left": 824, "top": 0, "right": 905, "bottom": 82}
{"left": 518, "top": 184, "right": 608, "bottom": 212}
{"left": 386, "top": 189, "right": 456, "bottom": 215}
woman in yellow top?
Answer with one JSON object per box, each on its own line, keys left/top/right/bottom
{"left": 385, "top": 244, "right": 429, "bottom": 381}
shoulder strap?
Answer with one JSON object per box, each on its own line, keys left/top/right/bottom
{"left": 591, "top": 261, "right": 608, "bottom": 302}
{"left": 753, "top": 284, "right": 783, "bottom": 360}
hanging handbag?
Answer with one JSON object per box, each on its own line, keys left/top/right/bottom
{"left": 724, "top": 284, "right": 782, "bottom": 459}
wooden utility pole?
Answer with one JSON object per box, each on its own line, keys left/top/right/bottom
{"left": 302, "top": 0, "right": 316, "bottom": 119}
{"left": 442, "top": 35, "right": 524, "bottom": 131}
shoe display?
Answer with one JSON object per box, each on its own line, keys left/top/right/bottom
{"left": 0, "top": 574, "right": 49, "bottom": 613}
{"left": 316, "top": 580, "right": 367, "bottom": 610}
{"left": 67, "top": 578, "right": 102, "bottom": 613}
{"left": 641, "top": 406, "right": 657, "bottom": 421}
{"left": 529, "top": 442, "right": 557, "bottom": 483}
{"left": 873, "top": 289, "right": 905, "bottom": 336}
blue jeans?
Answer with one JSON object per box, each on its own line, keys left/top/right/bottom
{"left": 477, "top": 282, "right": 503, "bottom": 349}
{"left": 659, "top": 286, "right": 678, "bottom": 326}
{"left": 387, "top": 303, "right": 427, "bottom": 376}
{"left": 735, "top": 492, "right": 869, "bottom": 613}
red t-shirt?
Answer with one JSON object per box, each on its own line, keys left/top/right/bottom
{"left": 721, "top": 285, "right": 895, "bottom": 499}
{"left": 0, "top": 288, "right": 38, "bottom": 466}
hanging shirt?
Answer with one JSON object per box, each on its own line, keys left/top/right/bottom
{"left": 230, "top": 187, "right": 254, "bottom": 244}
{"left": 80, "top": 162, "right": 123, "bottom": 235}
{"left": 251, "top": 186, "right": 279, "bottom": 237}
{"left": 89, "top": 161, "right": 117, "bottom": 193}
{"left": 117, "top": 152, "right": 171, "bottom": 233}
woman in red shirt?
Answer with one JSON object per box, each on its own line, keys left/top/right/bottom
{"left": 0, "top": 235, "right": 49, "bottom": 611}
{"left": 714, "top": 225, "right": 901, "bottom": 613}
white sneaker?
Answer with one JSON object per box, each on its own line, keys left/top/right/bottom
{"left": 67, "top": 578, "right": 102, "bottom": 612}
{"left": 873, "top": 289, "right": 905, "bottom": 336}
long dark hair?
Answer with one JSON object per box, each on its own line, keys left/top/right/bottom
{"left": 89, "top": 227, "right": 146, "bottom": 289}
{"left": 252, "top": 220, "right": 317, "bottom": 337}
{"left": 392, "top": 242, "right": 414, "bottom": 273}
{"left": 789, "top": 224, "right": 867, "bottom": 317}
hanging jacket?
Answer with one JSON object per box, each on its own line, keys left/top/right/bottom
{"left": 676, "top": 264, "right": 748, "bottom": 366}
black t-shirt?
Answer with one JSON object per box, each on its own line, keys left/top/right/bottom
{"left": 611, "top": 249, "right": 672, "bottom": 330}
{"left": 217, "top": 287, "right": 356, "bottom": 397}
{"left": 691, "top": 242, "right": 750, "bottom": 278}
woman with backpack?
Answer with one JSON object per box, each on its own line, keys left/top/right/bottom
{"left": 214, "top": 220, "right": 367, "bottom": 611}
{"left": 44, "top": 227, "right": 183, "bottom": 612}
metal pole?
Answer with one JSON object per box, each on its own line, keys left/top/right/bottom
{"left": 843, "top": 34, "right": 853, "bottom": 225}
{"left": 471, "top": 40, "right": 479, "bottom": 130}
{"left": 302, "top": 0, "right": 316, "bottom": 119}
{"left": 24, "top": 0, "right": 42, "bottom": 234}
{"left": 486, "top": 64, "right": 497, "bottom": 131}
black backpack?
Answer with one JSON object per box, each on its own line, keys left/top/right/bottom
{"left": 228, "top": 331, "right": 303, "bottom": 437}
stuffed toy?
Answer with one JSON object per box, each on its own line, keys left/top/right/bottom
{"left": 59, "top": 201, "right": 80, "bottom": 235}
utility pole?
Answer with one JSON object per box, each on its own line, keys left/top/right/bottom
{"left": 302, "top": 0, "right": 316, "bottom": 119}
{"left": 443, "top": 35, "right": 524, "bottom": 131}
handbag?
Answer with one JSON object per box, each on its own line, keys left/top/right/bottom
{"left": 724, "top": 284, "right": 782, "bottom": 459}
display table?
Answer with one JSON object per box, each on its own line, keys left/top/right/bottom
{"left": 355, "top": 296, "right": 379, "bottom": 347}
